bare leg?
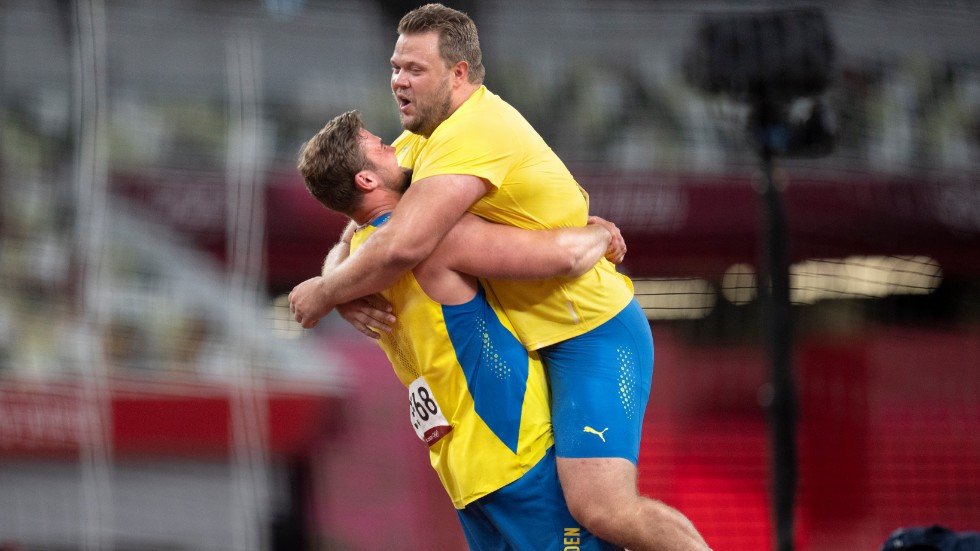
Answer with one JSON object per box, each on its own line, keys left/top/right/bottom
{"left": 557, "top": 456, "right": 711, "bottom": 551}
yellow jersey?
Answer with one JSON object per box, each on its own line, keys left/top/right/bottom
{"left": 352, "top": 214, "right": 553, "bottom": 508}
{"left": 393, "top": 86, "right": 635, "bottom": 350}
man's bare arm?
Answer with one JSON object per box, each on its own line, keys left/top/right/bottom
{"left": 320, "top": 220, "right": 356, "bottom": 275}
{"left": 316, "top": 221, "right": 397, "bottom": 338}
{"left": 443, "top": 214, "right": 618, "bottom": 280}
{"left": 289, "top": 173, "right": 489, "bottom": 328}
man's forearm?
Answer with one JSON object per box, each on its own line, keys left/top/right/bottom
{"left": 321, "top": 174, "right": 488, "bottom": 303}
{"left": 555, "top": 225, "right": 611, "bottom": 278}
{"left": 321, "top": 222, "right": 355, "bottom": 276}
{"left": 317, "top": 226, "right": 419, "bottom": 306}
{"left": 289, "top": 230, "right": 417, "bottom": 329}
{"left": 290, "top": 172, "right": 488, "bottom": 328}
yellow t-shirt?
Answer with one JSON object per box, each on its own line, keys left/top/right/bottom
{"left": 352, "top": 215, "right": 553, "bottom": 509}
{"left": 394, "top": 86, "right": 635, "bottom": 350}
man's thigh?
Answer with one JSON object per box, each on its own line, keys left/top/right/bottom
{"left": 556, "top": 455, "right": 640, "bottom": 510}
{"left": 458, "top": 447, "right": 620, "bottom": 551}
{"left": 539, "top": 299, "right": 654, "bottom": 462}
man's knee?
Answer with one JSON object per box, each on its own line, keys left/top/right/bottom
{"left": 557, "top": 457, "right": 638, "bottom": 537}
{"left": 566, "top": 497, "right": 624, "bottom": 540}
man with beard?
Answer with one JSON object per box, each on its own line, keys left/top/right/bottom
{"left": 299, "top": 109, "right": 621, "bottom": 549}
{"left": 290, "top": 5, "right": 709, "bottom": 550}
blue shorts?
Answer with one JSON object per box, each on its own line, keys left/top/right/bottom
{"left": 538, "top": 299, "right": 654, "bottom": 463}
{"left": 457, "top": 446, "right": 621, "bottom": 551}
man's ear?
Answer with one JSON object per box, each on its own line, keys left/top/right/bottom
{"left": 354, "top": 170, "right": 377, "bottom": 192}
{"left": 451, "top": 61, "right": 469, "bottom": 85}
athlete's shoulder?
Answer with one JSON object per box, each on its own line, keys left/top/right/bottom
{"left": 443, "top": 87, "right": 514, "bottom": 127}
{"left": 433, "top": 103, "right": 527, "bottom": 156}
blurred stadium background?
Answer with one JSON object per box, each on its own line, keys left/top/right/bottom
{"left": 1, "top": 0, "right": 978, "bottom": 550}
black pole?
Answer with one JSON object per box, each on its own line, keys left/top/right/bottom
{"left": 681, "top": 9, "right": 835, "bottom": 548}
{"left": 755, "top": 98, "right": 798, "bottom": 551}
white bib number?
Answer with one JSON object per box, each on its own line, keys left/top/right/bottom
{"left": 408, "top": 377, "right": 453, "bottom": 447}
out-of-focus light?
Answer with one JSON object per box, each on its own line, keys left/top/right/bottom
{"left": 790, "top": 255, "right": 942, "bottom": 304}
{"left": 633, "top": 278, "right": 717, "bottom": 320}
{"left": 720, "top": 256, "right": 943, "bottom": 307}
{"left": 269, "top": 294, "right": 304, "bottom": 339}
{"left": 722, "top": 263, "right": 758, "bottom": 305}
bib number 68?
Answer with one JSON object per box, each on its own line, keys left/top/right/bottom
{"left": 408, "top": 377, "right": 452, "bottom": 446}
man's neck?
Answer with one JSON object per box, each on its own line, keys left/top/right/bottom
{"left": 451, "top": 82, "right": 480, "bottom": 112}
{"left": 352, "top": 196, "right": 398, "bottom": 228}
{"left": 423, "top": 83, "right": 480, "bottom": 138}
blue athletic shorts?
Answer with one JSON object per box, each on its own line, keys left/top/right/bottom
{"left": 457, "top": 446, "right": 621, "bottom": 551}
{"left": 537, "top": 299, "right": 654, "bottom": 463}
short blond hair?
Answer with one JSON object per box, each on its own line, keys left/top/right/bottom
{"left": 398, "top": 3, "right": 485, "bottom": 84}
{"left": 297, "top": 110, "right": 366, "bottom": 215}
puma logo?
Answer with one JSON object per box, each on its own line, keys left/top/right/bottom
{"left": 583, "top": 426, "right": 609, "bottom": 442}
